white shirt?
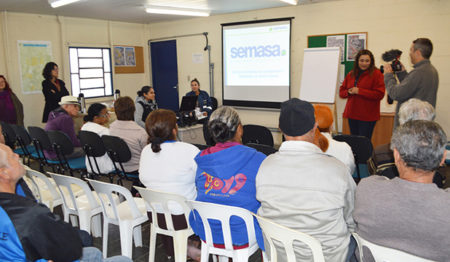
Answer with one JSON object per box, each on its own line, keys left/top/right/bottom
{"left": 256, "top": 140, "right": 356, "bottom": 262}
{"left": 81, "top": 122, "right": 115, "bottom": 174}
{"left": 323, "top": 132, "right": 356, "bottom": 175}
{"left": 139, "top": 141, "right": 199, "bottom": 213}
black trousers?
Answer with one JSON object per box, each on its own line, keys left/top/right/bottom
{"left": 348, "top": 118, "right": 376, "bottom": 140}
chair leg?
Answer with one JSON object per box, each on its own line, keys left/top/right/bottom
{"left": 78, "top": 211, "right": 91, "bottom": 235}
{"left": 119, "top": 221, "right": 133, "bottom": 258}
{"left": 133, "top": 225, "right": 143, "bottom": 247}
{"left": 149, "top": 224, "right": 157, "bottom": 262}
{"left": 91, "top": 213, "right": 102, "bottom": 238}
{"left": 69, "top": 215, "right": 79, "bottom": 227}
{"left": 102, "top": 220, "right": 109, "bottom": 258}
{"left": 233, "top": 249, "right": 250, "bottom": 262}
{"left": 173, "top": 231, "right": 189, "bottom": 262}
{"left": 200, "top": 242, "right": 210, "bottom": 262}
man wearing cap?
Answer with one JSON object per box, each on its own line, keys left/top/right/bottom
{"left": 256, "top": 98, "right": 356, "bottom": 262}
{"left": 44, "top": 95, "right": 83, "bottom": 159}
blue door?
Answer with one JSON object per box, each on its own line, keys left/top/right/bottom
{"left": 151, "top": 40, "right": 179, "bottom": 111}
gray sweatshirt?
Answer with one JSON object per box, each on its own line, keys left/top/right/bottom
{"left": 354, "top": 176, "right": 450, "bottom": 262}
{"left": 384, "top": 59, "right": 438, "bottom": 128}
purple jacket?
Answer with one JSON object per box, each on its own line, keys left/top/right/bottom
{"left": 44, "top": 108, "right": 80, "bottom": 159}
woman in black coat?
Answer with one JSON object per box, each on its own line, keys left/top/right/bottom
{"left": 41, "top": 62, "right": 69, "bottom": 122}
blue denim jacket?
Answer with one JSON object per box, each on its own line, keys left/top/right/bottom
{"left": 185, "top": 90, "right": 212, "bottom": 116}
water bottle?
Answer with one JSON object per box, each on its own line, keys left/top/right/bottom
{"left": 114, "top": 89, "right": 121, "bottom": 100}
{"left": 78, "top": 93, "right": 86, "bottom": 113}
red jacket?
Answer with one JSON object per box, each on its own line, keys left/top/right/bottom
{"left": 339, "top": 69, "right": 385, "bottom": 121}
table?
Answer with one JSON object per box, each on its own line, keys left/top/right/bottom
{"left": 178, "top": 124, "right": 205, "bottom": 145}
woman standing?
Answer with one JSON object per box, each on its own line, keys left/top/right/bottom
{"left": 339, "top": 49, "right": 385, "bottom": 140}
{"left": 42, "top": 62, "right": 69, "bottom": 123}
{"left": 186, "top": 78, "right": 212, "bottom": 117}
{"left": 0, "top": 75, "right": 24, "bottom": 126}
{"left": 81, "top": 103, "right": 114, "bottom": 175}
{"left": 134, "top": 86, "right": 158, "bottom": 128}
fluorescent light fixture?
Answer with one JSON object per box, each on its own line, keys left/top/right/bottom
{"left": 48, "top": 0, "right": 81, "bottom": 8}
{"left": 280, "top": 0, "right": 298, "bottom": 5}
{"left": 146, "top": 7, "right": 210, "bottom": 17}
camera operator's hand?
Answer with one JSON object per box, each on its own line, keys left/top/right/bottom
{"left": 383, "top": 63, "right": 393, "bottom": 74}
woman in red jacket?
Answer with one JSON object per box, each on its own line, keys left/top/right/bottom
{"left": 339, "top": 49, "right": 385, "bottom": 139}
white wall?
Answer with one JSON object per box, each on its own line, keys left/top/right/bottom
{"left": 1, "top": 0, "right": 449, "bottom": 144}
{"left": 148, "top": 0, "right": 450, "bottom": 144}
{"left": 0, "top": 12, "right": 150, "bottom": 128}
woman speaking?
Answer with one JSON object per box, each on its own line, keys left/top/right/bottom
{"left": 339, "top": 49, "right": 385, "bottom": 140}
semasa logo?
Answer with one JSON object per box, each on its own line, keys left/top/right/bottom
{"left": 230, "top": 44, "right": 286, "bottom": 58}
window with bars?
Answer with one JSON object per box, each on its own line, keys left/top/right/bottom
{"left": 69, "top": 47, "right": 113, "bottom": 98}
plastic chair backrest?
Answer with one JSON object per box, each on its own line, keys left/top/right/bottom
{"left": 79, "top": 131, "right": 107, "bottom": 157}
{"left": 28, "top": 126, "right": 53, "bottom": 151}
{"left": 50, "top": 173, "right": 98, "bottom": 213}
{"left": 352, "top": 233, "right": 435, "bottom": 262}
{"left": 1, "top": 122, "right": 16, "bottom": 148}
{"left": 254, "top": 215, "right": 325, "bottom": 262}
{"left": 135, "top": 186, "right": 191, "bottom": 231}
{"left": 26, "top": 169, "right": 61, "bottom": 203}
{"left": 87, "top": 179, "right": 142, "bottom": 222}
{"left": 101, "top": 135, "right": 131, "bottom": 163}
{"left": 246, "top": 143, "right": 277, "bottom": 156}
{"left": 12, "top": 125, "right": 32, "bottom": 146}
{"left": 186, "top": 200, "right": 256, "bottom": 250}
{"left": 242, "top": 124, "right": 274, "bottom": 147}
{"left": 210, "top": 97, "right": 218, "bottom": 111}
{"left": 47, "top": 130, "right": 75, "bottom": 156}
{"left": 333, "top": 134, "right": 373, "bottom": 164}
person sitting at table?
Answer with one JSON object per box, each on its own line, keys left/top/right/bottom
{"left": 185, "top": 78, "right": 212, "bottom": 117}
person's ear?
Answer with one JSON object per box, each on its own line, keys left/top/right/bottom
{"left": 440, "top": 150, "right": 447, "bottom": 167}
{"left": 393, "top": 148, "right": 402, "bottom": 166}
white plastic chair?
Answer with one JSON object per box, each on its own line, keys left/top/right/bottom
{"left": 25, "top": 168, "right": 62, "bottom": 211}
{"left": 50, "top": 173, "right": 103, "bottom": 238}
{"left": 87, "top": 179, "right": 148, "bottom": 259}
{"left": 352, "top": 233, "right": 436, "bottom": 262}
{"left": 135, "top": 186, "right": 194, "bottom": 262}
{"left": 186, "top": 200, "right": 260, "bottom": 262}
{"left": 254, "top": 214, "right": 325, "bottom": 262}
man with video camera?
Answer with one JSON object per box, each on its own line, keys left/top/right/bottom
{"left": 383, "top": 38, "right": 439, "bottom": 128}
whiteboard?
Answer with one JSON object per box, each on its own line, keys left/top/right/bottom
{"left": 299, "top": 47, "right": 340, "bottom": 103}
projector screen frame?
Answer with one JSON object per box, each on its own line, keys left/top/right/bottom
{"left": 221, "top": 17, "right": 294, "bottom": 109}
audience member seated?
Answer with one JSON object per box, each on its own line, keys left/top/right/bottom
{"left": 44, "top": 95, "right": 84, "bottom": 160}
{"left": 110, "top": 97, "right": 148, "bottom": 173}
{"left": 81, "top": 103, "right": 115, "bottom": 175}
{"left": 354, "top": 120, "right": 449, "bottom": 261}
{"left": 368, "top": 98, "right": 445, "bottom": 185}
{"left": 256, "top": 98, "right": 356, "bottom": 262}
{"left": 190, "top": 106, "right": 266, "bottom": 250}
{"left": 0, "top": 143, "right": 131, "bottom": 262}
{"left": 185, "top": 78, "right": 212, "bottom": 117}
{"left": 139, "top": 109, "right": 199, "bottom": 260}
{"left": 135, "top": 86, "right": 158, "bottom": 129}
{"left": 314, "top": 105, "right": 356, "bottom": 175}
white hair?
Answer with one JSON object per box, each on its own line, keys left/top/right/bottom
{"left": 398, "top": 98, "right": 435, "bottom": 125}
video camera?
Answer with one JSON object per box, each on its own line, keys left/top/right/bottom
{"left": 380, "top": 49, "right": 403, "bottom": 73}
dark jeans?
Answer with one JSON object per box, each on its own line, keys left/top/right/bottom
{"left": 348, "top": 119, "right": 376, "bottom": 140}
